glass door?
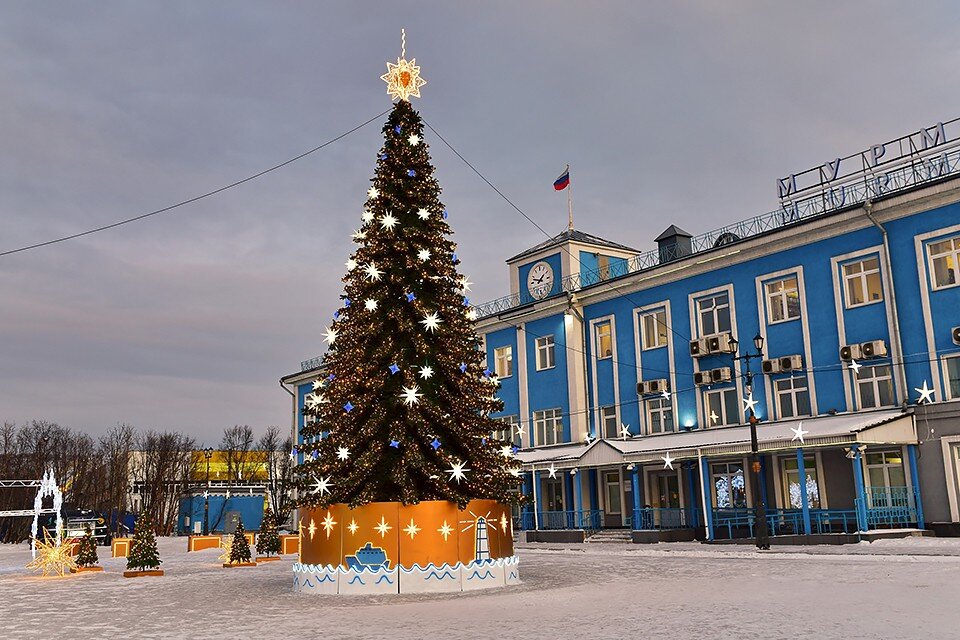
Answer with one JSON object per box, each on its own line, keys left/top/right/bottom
{"left": 603, "top": 470, "right": 622, "bottom": 527}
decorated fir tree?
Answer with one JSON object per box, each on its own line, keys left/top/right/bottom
{"left": 76, "top": 526, "right": 99, "bottom": 568}
{"left": 296, "top": 97, "right": 522, "bottom": 510}
{"left": 256, "top": 507, "right": 281, "bottom": 557}
{"left": 228, "top": 518, "right": 252, "bottom": 564}
{"left": 127, "top": 512, "right": 161, "bottom": 571}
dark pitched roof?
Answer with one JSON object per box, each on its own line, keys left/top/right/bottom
{"left": 654, "top": 225, "right": 693, "bottom": 242}
{"left": 506, "top": 229, "right": 640, "bottom": 263}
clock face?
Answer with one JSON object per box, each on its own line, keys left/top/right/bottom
{"left": 527, "top": 261, "right": 554, "bottom": 300}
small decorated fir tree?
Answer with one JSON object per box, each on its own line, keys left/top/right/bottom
{"left": 228, "top": 518, "right": 252, "bottom": 564}
{"left": 256, "top": 507, "right": 281, "bottom": 557}
{"left": 76, "top": 526, "right": 99, "bottom": 568}
{"left": 127, "top": 512, "right": 161, "bottom": 571}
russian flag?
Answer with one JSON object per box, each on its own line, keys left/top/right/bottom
{"left": 553, "top": 167, "right": 570, "bottom": 191}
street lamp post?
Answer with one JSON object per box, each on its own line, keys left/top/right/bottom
{"left": 202, "top": 447, "right": 214, "bottom": 536}
{"left": 730, "top": 333, "right": 770, "bottom": 551}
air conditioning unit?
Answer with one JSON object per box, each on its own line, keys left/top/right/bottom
{"left": 694, "top": 370, "right": 713, "bottom": 386}
{"left": 839, "top": 344, "right": 862, "bottom": 361}
{"left": 710, "top": 367, "right": 732, "bottom": 383}
{"left": 637, "top": 379, "right": 670, "bottom": 395}
{"left": 779, "top": 354, "right": 803, "bottom": 372}
{"left": 952, "top": 326, "right": 960, "bottom": 345}
{"left": 761, "top": 358, "right": 782, "bottom": 374}
{"left": 860, "top": 339, "right": 888, "bottom": 359}
{"left": 689, "top": 338, "right": 707, "bottom": 357}
{"left": 707, "top": 332, "right": 737, "bottom": 354}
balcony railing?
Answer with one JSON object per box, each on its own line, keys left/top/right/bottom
{"left": 631, "top": 507, "right": 688, "bottom": 531}
{"left": 513, "top": 509, "right": 604, "bottom": 531}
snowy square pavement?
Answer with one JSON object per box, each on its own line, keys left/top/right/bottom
{"left": 2, "top": 536, "right": 960, "bottom": 639}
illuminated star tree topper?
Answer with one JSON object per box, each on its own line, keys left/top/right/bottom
{"left": 381, "top": 29, "right": 426, "bottom": 102}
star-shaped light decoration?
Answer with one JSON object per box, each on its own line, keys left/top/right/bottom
{"left": 389, "top": 363, "right": 401, "bottom": 375}
{"left": 403, "top": 518, "right": 421, "bottom": 539}
{"left": 547, "top": 463, "right": 558, "bottom": 479}
{"left": 364, "top": 262, "right": 382, "bottom": 281}
{"left": 661, "top": 390, "right": 671, "bottom": 400}
{"left": 790, "top": 421, "right": 809, "bottom": 444}
{"left": 619, "top": 423, "right": 632, "bottom": 440}
{"left": 508, "top": 467, "right": 522, "bottom": 477}
{"left": 915, "top": 380, "right": 935, "bottom": 404}
{"left": 400, "top": 385, "right": 422, "bottom": 406}
{"left": 848, "top": 359, "right": 863, "bottom": 374}
{"left": 417, "top": 208, "right": 430, "bottom": 220}
{"left": 458, "top": 276, "right": 473, "bottom": 292}
{"left": 389, "top": 439, "right": 400, "bottom": 448}
{"left": 380, "top": 33, "right": 426, "bottom": 102}
{"left": 408, "top": 134, "right": 421, "bottom": 146}
{"left": 321, "top": 511, "right": 337, "bottom": 539}
{"left": 500, "top": 445, "right": 514, "bottom": 458}
{"left": 305, "top": 392, "right": 324, "bottom": 409}
{"left": 374, "top": 516, "right": 393, "bottom": 538}
{"left": 361, "top": 210, "right": 374, "bottom": 223}
{"left": 365, "top": 298, "right": 378, "bottom": 311}
{"left": 709, "top": 410, "right": 720, "bottom": 425}
{"left": 421, "top": 312, "right": 442, "bottom": 332}
{"left": 380, "top": 212, "right": 398, "bottom": 231}
{"left": 743, "top": 392, "right": 758, "bottom": 414}
{"left": 465, "top": 308, "right": 478, "bottom": 321}
{"left": 322, "top": 327, "right": 338, "bottom": 345}
{"left": 437, "top": 520, "right": 454, "bottom": 541}
{"left": 417, "top": 248, "right": 431, "bottom": 261}
{"left": 430, "top": 437, "right": 441, "bottom": 450}
{"left": 336, "top": 446, "right": 351, "bottom": 461}
{"left": 311, "top": 475, "right": 334, "bottom": 496}
{"left": 307, "top": 518, "right": 318, "bottom": 540}
{"left": 26, "top": 531, "right": 76, "bottom": 577}
{"left": 661, "top": 452, "right": 675, "bottom": 470}
{"left": 347, "top": 519, "right": 359, "bottom": 535}
{"left": 447, "top": 459, "right": 470, "bottom": 483}
{"left": 351, "top": 229, "right": 366, "bottom": 242}
{"left": 419, "top": 365, "right": 434, "bottom": 380}
{"left": 345, "top": 258, "right": 357, "bottom": 271}
{"left": 367, "top": 186, "right": 379, "bottom": 200}
{"left": 405, "top": 291, "right": 416, "bottom": 302}
{"left": 312, "top": 378, "right": 324, "bottom": 390}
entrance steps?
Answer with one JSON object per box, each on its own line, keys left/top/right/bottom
{"left": 586, "top": 529, "right": 632, "bottom": 543}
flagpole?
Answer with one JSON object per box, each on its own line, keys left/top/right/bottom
{"left": 566, "top": 164, "right": 574, "bottom": 231}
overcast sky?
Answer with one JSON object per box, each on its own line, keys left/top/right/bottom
{"left": 2, "top": 2, "right": 958, "bottom": 443}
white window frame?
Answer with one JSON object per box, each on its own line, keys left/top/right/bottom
{"left": 842, "top": 256, "right": 883, "bottom": 308}
{"left": 765, "top": 276, "right": 801, "bottom": 324}
{"left": 645, "top": 397, "right": 674, "bottom": 435}
{"left": 534, "top": 408, "right": 563, "bottom": 446}
{"left": 535, "top": 335, "right": 556, "bottom": 371}
{"left": 600, "top": 405, "right": 618, "bottom": 439}
{"left": 940, "top": 435, "right": 960, "bottom": 521}
{"left": 595, "top": 322, "right": 613, "bottom": 359}
{"left": 493, "top": 345, "right": 513, "bottom": 379}
{"left": 492, "top": 415, "right": 521, "bottom": 447}
{"left": 704, "top": 387, "right": 739, "bottom": 427}
{"left": 774, "top": 375, "right": 811, "bottom": 419}
{"left": 696, "top": 292, "right": 731, "bottom": 337}
{"left": 640, "top": 309, "right": 668, "bottom": 350}
{"left": 855, "top": 364, "right": 895, "bottom": 409}
{"left": 927, "top": 234, "right": 960, "bottom": 290}
{"left": 942, "top": 354, "right": 960, "bottom": 400}
{"left": 710, "top": 461, "right": 747, "bottom": 509}
{"left": 779, "top": 454, "right": 821, "bottom": 509}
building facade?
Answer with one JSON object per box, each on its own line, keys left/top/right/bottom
{"left": 284, "top": 118, "right": 960, "bottom": 542}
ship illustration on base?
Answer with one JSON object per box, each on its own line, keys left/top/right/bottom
{"left": 345, "top": 542, "right": 390, "bottom": 571}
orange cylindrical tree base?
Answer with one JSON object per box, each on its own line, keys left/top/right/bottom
{"left": 299, "top": 499, "right": 513, "bottom": 570}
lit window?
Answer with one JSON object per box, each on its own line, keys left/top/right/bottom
{"left": 856, "top": 364, "right": 894, "bottom": 409}
{"left": 781, "top": 456, "right": 821, "bottom": 509}
{"left": 641, "top": 309, "right": 668, "bottom": 350}
{"left": 535, "top": 335, "right": 555, "bottom": 371}
{"left": 928, "top": 236, "right": 960, "bottom": 289}
{"left": 697, "top": 292, "right": 731, "bottom": 337}
{"left": 600, "top": 406, "right": 618, "bottom": 438}
{"left": 945, "top": 355, "right": 960, "bottom": 399}
{"left": 843, "top": 257, "right": 883, "bottom": 307}
{"left": 765, "top": 277, "right": 801, "bottom": 323}
{"left": 595, "top": 322, "right": 613, "bottom": 359}
{"left": 493, "top": 346, "right": 513, "bottom": 378}
{"left": 775, "top": 376, "right": 811, "bottom": 419}
{"left": 533, "top": 408, "right": 563, "bottom": 446}
{"left": 492, "top": 415, "right": 521, "bottom": 447}
{"left": 646, "top": 397, "right": 674, "bottom": 434}
{"left": 711, "top": 462, "right": 747, "bottom": 509}
{"left": 704, "top": 387, "right": 739, "bottom": 426}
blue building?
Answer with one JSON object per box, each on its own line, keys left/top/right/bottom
{"left": 284, "top": 117, "right": 960, "bottom": 542}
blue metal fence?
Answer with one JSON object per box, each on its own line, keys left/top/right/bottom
{"left": 513, "top": 509, "right": 604, "bottom": 532}
{"left": 864, "top": 486, "right": 918, "bottom": 528}
{"left": 631, "top": 507, "right": 688, "bottom": 531}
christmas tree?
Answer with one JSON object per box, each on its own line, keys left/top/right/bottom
{"left": 228, "top": 518, "right": 252, "bottom": 564}
{"left": 296, "top": 98, "right": 522, "bottom": 509}
{"left": 76, "top": 526, "right": 99, "bottom": 568}
{"left": 127, "top": 512, "right": 161, "bottom": 571}
{"left": 256, "top": 507, "right": 281, "bottom": 557}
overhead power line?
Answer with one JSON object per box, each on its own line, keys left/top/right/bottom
{"left": 0, "top": 108, "right": 391, "bottom": 258}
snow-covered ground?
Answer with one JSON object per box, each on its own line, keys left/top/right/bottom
{"left": 2, "top": 536, "right": 959, "bottom": 639}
